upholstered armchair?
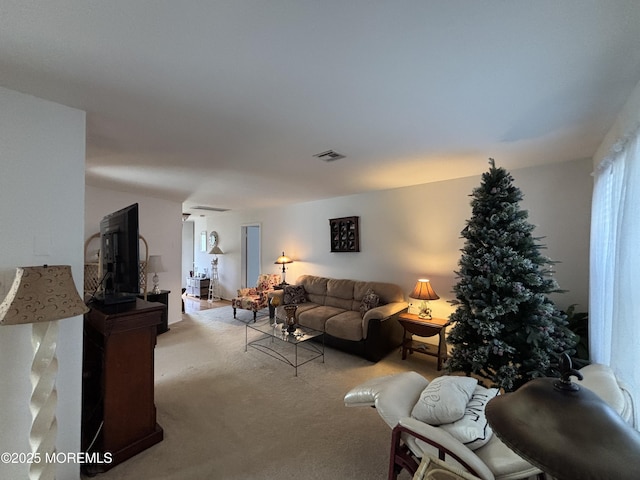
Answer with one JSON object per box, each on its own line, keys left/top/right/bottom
{"left": 344, "top": 364, "right": 635, "bottom": 480}
{"left": 232, "top": 273, "right": 281, "bottom": 322}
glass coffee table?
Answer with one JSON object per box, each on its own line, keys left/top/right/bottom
{"left": 245, "top": 319, "right": 324, "bottom": 376}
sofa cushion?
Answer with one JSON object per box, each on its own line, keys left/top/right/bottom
{"left": 297, "top": 275, "right": 329, "bottom": 304}
{"left": 326, "top": 310, "right": 365, "bottom": 341}
{"left": 354, "top": 281, "right": 405, "bottom": 305}
{"left": 325, "top": 278, "right": 356, "bottom": 310}
{"left": 327, "top": 278, "right": 356, "bottom": 299}
{"left": 298, "top": 305, "right": 345, "bottom": 331}
{"left": 284, "top": 284, "right": 306, "bottom": 304}
{"left": 359, "top": 288, "right": 380, "bottom": 317}
{"left": 411, "top": 376, "right": 478, "bottom": 425}
{"left": 439, "top": 385, "right": 499, "bottom": 450}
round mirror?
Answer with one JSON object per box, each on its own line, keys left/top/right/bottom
{"left": 209, "top": 231, "right": 219, "bottom": 248}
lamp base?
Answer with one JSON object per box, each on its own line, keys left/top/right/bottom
{"left": 152, "top": 273, "right": 160, "bottom": 294}
{"left": 418, "top": 301, "right": 432, "bottom": 320}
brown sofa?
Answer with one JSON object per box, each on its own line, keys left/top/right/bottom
{"left": 269, "top": 274, "right": 408, "bottom": 362}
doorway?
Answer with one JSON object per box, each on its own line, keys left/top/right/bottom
{"left": 241, "top": 224, "right": 260, "bottom": 288}
{"left": 181, "top": 221, "right": 194, "bottom": 289}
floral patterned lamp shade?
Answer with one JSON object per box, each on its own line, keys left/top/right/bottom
{"left": 0, "top": 265, "right": 88, "bottom": 325}
{"left": 0, "top": 265, "right": 88, "bottom": 480}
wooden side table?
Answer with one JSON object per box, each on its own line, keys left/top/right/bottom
{"left": 398, "top": 312, "right": 450, "bottom": 370}
{"left": 139, "top": 289, "right": 170, "bottom": 334}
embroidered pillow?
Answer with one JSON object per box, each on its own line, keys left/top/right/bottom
{"left": 411, "top": 376, "right": 478, "bottom": 425}
{"left": 284, "top": 285, "right": 306, "bottom": 304}
{"left": 439, "top": 385, "right": 499, "bottom": 450}
{"left": 359, "top": 288, "right": 380, "bottom": 317}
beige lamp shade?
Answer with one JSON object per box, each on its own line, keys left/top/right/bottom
{"left": 410, "top": 279, "right": 440, "bottom": 300}
{"left": 0, "top": 265, "right": 89, "bottom": 326}
{"left": 274, "top": 252, "right": 292, "bottom": 265}
{"left": 209, "top": 245, "right": 224, "bottom": 255}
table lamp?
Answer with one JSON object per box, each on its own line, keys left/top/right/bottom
{"left": 147, "top": 255, "right": 166, "bottom": 294}
{"left": 274, "top": 252, "right": 293, "bottom": 286}
{"left": 410, "top": 279, "right": 439, "bottom": 319}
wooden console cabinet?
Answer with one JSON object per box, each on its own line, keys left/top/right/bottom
{"left": 81, "top": 299, "right": 164, "bottom": 474}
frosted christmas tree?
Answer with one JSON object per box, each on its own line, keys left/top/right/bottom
{"left": 447, "top": 159, "right": 576, "bottom": 391}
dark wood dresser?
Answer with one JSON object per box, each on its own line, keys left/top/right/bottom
{"left": 81, "top": 298, "right": 164, "bottom": 474}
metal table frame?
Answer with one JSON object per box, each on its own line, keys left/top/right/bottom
{"left": 245, "top": 320, "right": 324, "bottom": 376}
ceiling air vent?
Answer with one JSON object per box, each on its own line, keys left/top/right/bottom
{"left": 314, "top": 150, "right": 345, "bottom": 162}
{"left": 192, "top": 206, "right": 230, "bottom": 212}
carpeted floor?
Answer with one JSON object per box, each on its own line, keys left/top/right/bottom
{"left": 86, "top": 307, "right": 439, "bottom": 479}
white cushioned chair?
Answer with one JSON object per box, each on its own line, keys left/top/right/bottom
{"left": 344, "top": 364, "right": 635, "bottom": 480}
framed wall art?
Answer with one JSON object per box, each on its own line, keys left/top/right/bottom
{"left": 329, "top": 216, "right": 360, "bottom": 252}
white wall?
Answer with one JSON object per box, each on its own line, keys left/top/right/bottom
{"left": 84, "top": 185, "right": 183, "bottom": 325}
{"left": 205, "top": 159, "right": 592, "bottom": 317}
{"left": 0, "top": 87, "right": 85, "bottom": 479}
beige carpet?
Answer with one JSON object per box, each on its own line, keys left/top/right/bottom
{"left": 88, "top": 307, "right": 439, "bottom": 479}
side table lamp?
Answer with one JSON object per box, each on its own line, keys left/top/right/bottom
{"left": 147, "top": 255, "right": 166, "bottom": 294}
{"left": 274, "top": 252, "right": 293, "bottom": 287}
{"left": 410, "top": 278, "right": 440, "bottom": 320}
{"left": 0, "top": 265, "right": 89, "bottom": 480}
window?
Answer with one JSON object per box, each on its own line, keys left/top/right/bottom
{"left": 590, "top": 124, "right": 640, "bottom": 426}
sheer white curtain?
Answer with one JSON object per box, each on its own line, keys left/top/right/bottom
{"left": 590, "top": 124, "right": 640, "bottom": 426}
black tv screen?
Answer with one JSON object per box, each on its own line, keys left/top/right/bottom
{"left": 99, "top": 203, "right": 140, "bottom": 303}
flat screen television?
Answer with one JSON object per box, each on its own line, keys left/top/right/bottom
{"left": 97, "top": 203, "right": 140, "bottom": 304}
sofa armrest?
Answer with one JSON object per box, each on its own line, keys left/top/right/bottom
{"left": 267, "top": 290, "right": 285, "bottom": 302}
{"left": 362, "top": 302, "right": 408, "bottom": 335}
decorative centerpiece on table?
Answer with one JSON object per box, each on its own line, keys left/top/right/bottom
{"left": 284, "top": 304, "right": 297, "bottom": 333}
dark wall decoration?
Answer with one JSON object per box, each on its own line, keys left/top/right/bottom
{"left": 329, "top": 216, "right": 360, "bottom": 252}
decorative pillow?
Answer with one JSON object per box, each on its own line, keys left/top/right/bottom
{"left": 411, "top": 376, "right": 478, "bottom": 425}
{"left": 359, "top": 288, "right": 380, "bottom": 317}
{"left": 439, "top": 385, "right": 499, "bottom": 450}
{"left": 284, "top": 285, "right": 306, "bottom": 304}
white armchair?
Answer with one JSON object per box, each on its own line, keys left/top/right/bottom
{"left": 344, "top": 365, "right": 635, "bottom": 480}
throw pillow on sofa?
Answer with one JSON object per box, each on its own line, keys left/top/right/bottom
{"left": 284, "top": 285, "right": 306, "bottom": 304}
{"left": 411, "top": 376, "right": 478, "bottom": 425}
{"left": 359, "top": 288, "right": 380, "bottom": 317}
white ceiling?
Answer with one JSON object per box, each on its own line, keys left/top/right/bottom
{"left": 2, "top": 1, "right": 640, "bottom": 213}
